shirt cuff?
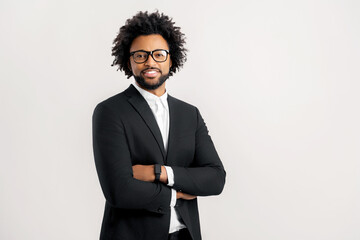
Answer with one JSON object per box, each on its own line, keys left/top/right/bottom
{"left": 164, "top": 166, "right": 174, "bottom": 187}
{"left": 170, "top": 189, "right": 176, "bottom": 207}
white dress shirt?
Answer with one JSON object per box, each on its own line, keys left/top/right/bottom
{"left": 132, "top": 83, "right": 186, "bottom": 233}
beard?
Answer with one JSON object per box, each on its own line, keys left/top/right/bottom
{"left": 133, "top": 71, "right": 170, "bottom": 90}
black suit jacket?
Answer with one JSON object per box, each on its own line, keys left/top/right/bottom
{"left": 92, "top": 85, "right": 226, "bottom": 240}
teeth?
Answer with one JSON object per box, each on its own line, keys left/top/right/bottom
{"left": 144, "top": 71, "right": 157, "bottom": 75}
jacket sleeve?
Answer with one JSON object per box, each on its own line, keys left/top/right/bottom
{"left": 171, "top": 107, "right": 226, "bottom": 196}
{"left": 92, "top": 103, "right": 171, "bottom": 214}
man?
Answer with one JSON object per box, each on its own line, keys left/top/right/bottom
{"left": 92, "top": 11, "right": 226, "bottom": 240}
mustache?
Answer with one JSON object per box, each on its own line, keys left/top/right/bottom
{"left": 141, "top": 67, "right": 162, "bottom": 73}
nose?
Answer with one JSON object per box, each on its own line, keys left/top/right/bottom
{"left": 144, "top": 54, "right": 157, "bottom": 67}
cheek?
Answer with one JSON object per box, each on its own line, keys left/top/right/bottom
{"left": 162, "top": 63, "right": 171, "bottom": 73}
{"left": 130, "top": 63, "right": 140, "bottom": 74}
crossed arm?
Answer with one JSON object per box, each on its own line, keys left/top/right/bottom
{"left": 132, "top": 164, "right": 197, "bottom": 200}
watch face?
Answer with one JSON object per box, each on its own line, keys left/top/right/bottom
{"left": 155, "top": 164, "right": 161, "bottom": 174}
{"left": 154, "top": 164, "right": 162, "bottom": 182}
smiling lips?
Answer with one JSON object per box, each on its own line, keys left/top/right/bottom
{"left": 142, "top": 69, "right": 160, "bottom": 78}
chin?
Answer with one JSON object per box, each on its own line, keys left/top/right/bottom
{"left": 145, "top": 77, "right": 160, "bottom": 83}
{"left": 134, "top": 74, "right": 169, "bottom": 91}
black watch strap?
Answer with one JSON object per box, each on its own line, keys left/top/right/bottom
{"left": 154, "top": 164, "right": 162, "bottom": 182}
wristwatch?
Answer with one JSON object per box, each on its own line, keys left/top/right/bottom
{"left": 154, "top": 164, "right": 161, "bottom": 182}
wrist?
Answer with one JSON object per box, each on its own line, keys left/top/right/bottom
{"left": 160, "top": 165, "right": 168, "bottom": 184}
{"left": 154, "top": 164, "right": 161, "bottom": 182}
{"left": 176, "top": 191, "right": 182, "bottom": 199}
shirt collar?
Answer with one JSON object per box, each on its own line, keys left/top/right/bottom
{"left": 132, "top": 83, "right": 168, "bottom": 109}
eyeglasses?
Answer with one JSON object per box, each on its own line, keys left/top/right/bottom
{"left": 130, "top": 49, "right": 170, "bottom": 63}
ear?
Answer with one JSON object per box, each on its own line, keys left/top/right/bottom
{"left": 127, "top": 60, "right": 132, "bottom": 71}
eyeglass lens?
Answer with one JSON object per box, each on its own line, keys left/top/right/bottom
{"left": 133, "top": 50, "right": 168, "bottom": 63}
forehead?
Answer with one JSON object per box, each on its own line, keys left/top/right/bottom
{"left": 130, "top": 34, "right": 169, "bottom": 52}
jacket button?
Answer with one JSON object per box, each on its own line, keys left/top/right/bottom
{"left": 157, "top": 208, "right": 163, "bottom": 212}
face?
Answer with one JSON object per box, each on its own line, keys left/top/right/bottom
{"left": 129, "top": 34, "right": 172, "bottom": 90}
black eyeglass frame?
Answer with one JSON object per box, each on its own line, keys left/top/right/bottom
{"left": 129, "top": 49, "right": 170, "bottom": 63}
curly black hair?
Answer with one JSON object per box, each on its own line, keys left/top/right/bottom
{"left": 111, "top": 11, "right": 187, "bottom": 79}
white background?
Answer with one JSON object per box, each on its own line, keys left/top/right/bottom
{"left": 1, "top": 0, "right": 360, "bottom": 239}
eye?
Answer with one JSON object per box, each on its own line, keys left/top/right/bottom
{"left": 135, "top": 53, "right": 146, "bottom": 58}
{"left": 155, "top": 53, "right": 165, "bottom": 57}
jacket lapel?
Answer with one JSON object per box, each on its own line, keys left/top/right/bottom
{"left": 125, "top": 85, "right": 166, "bottom": 160}
{"left": 165, "top": 95, "right": 178, "bottom": 165}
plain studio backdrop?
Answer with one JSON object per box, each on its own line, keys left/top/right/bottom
{"left": 1, "top": 0, "right": 359, "bottom": 239}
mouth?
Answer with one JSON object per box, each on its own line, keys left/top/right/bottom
{"left": 141, "top": 68, "right": 161, "bottom": 78}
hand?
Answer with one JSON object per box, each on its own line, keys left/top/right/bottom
{"left": 176, "top": 191, "right": 197, "bottom": 200}
{"left": 132, "top": 165, "right": 168, "bottom": 183}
